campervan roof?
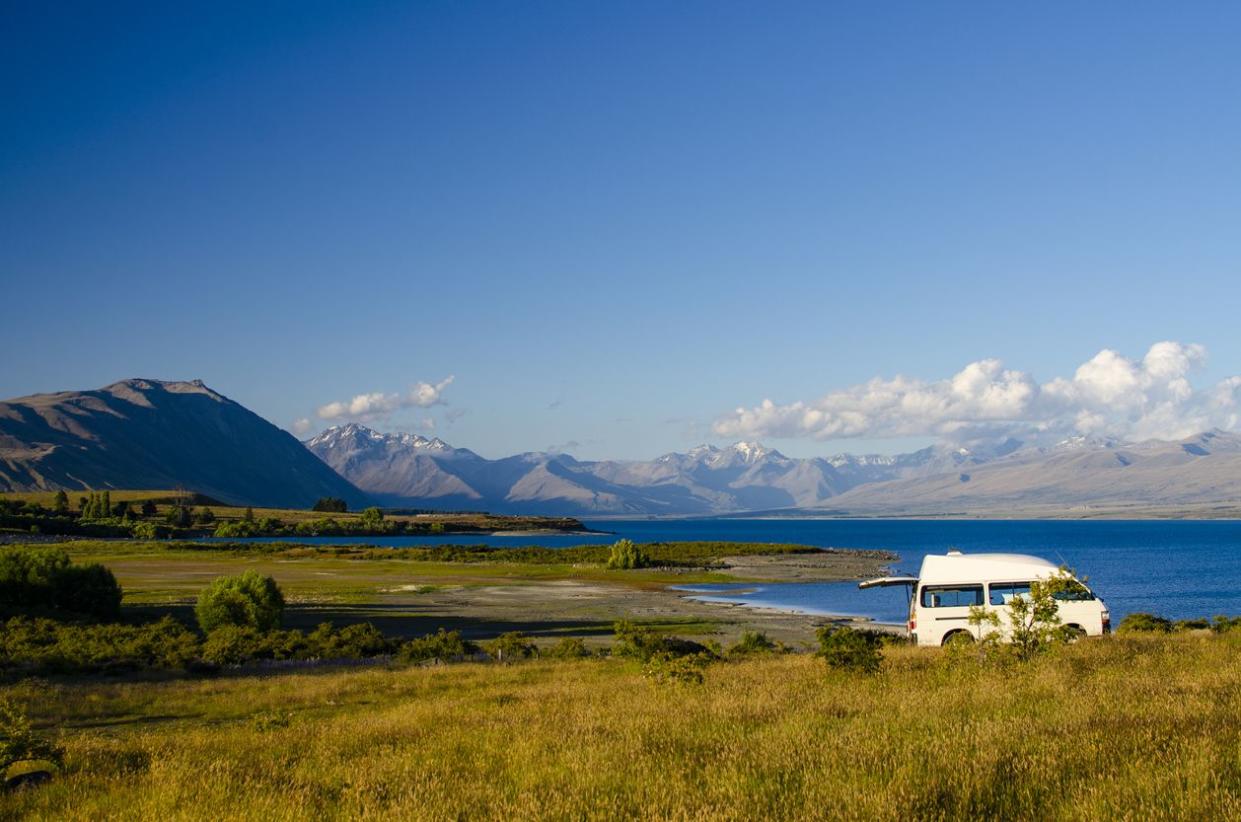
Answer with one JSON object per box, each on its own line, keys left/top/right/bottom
{"left": 919, "top": 552, "right": 1060, "bottom": 585}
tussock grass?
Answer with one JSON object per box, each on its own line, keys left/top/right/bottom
{"left": 3, "top": 632, "right": 1240, "bottom": 819}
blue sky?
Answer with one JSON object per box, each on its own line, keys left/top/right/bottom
{"left": 4, "top": 2, "right": 1241, "bottom": 459}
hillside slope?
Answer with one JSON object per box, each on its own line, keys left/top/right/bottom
{"left": 0, "top": 379, "right": 369, "bottom": 508}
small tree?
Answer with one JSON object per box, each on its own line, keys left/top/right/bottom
{"left": 195, "top": 571, "right": 285, "bottom": 633}
{"left": 486, "top": 631, "right": 537, "bottom": 662}
{"left": 194, "top": 507, "right": 216, "bottom": 526}
{"left": 969, "top": 570, "right": 1085, "bottom": 660}
{"left": 140, "top": 499, "right": 159, "bottom": 518}
{"left": 360, "top": 507, "right": 385, "bottom": 529}
{"left": 243, "top": 506, "right": 255, "bottom": 523}
{"left": 0, "top": 698, "right": 64, "bottom": 779}
{"left": 165, "top": 504, "right": 192, "bottom": 528}
{"left": 52, "top": 491, "right": 69, "bottom": 515}
{"left": 606, "top": 539, "right": 649, "bottom": 570}
{"left": 312, "top": 497, "right": 348, "bottom": 513}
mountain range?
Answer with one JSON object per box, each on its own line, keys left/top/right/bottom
{"left": 4, "top": 378, "right": 1241, "bottom": 517}
{"left": 304, "top": 423, "right": 1241, "bottom": 516}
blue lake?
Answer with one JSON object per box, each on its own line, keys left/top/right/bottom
{"left": 220, "top": 518, "right": 1241, "bottom": 623}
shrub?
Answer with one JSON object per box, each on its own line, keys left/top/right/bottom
{"left": 1117, "top": 613, "right": 1174, "bottom": 633}
{"left": 728, "top": 631, "right": 779, "bottom": 657}
{"left": 130, "top": 521, "right": 164, "bottom": 540}
{"left": 312, "top": 497, "right": 348, "bottom": 513}
{"left": 544, "top": 637, "right": 592, "bottom": 659}
{"left": 194, "top": 507, "right": 216, "bottom": 525}
{"left": 397, "top": 629, "right": 478, "bottom": 663}
{"left": 605, "top": 539, "right": 649, "bottom": 570}
{"left": 195, "top": 571, "right": 285, "bottom": 633}
{"left": 816, "top": 625, "right": 884, "bottom": 674}
{"left": 1174, "top": 618, "right": 1211, "bottom": 631}
{"left": 612, "top": 620, "right": 712, "bottom": 662}
{"left": 307, "top": 622, "right": 394, "bottom": 659}
{"left": 164, "top": 505, "right": 193, "bottom": 528}
{"left": 642, "top": 652, "right": 711, "bottom": 685}
{"left": 0, "top": 546, "right": 122, "bottom": 621}
{"left": 0, "top": 697, "right": 64, "bottom": 776}
{"left": 49, "top": 563, "right": 123, "bottom": 621}
{"left": 486, "top": 632, "right": 537, "bottom": 662}
{"left": 202, "top": 625, "right": 267, "bottom": 666}
{"left": 1212, "top": 615, "right": 1241, "bottom": 634}
{"left": 0, "top": 616, "right": 200, "bottom": 674}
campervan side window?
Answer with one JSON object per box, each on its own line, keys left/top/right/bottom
{"left": 989, "top": 582, "right": 1032, "bottom": 605}
{"left": 920, "top": 585, "right": 983, "bottom": 608}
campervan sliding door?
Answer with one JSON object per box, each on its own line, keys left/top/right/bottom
{"left": 918, "top": 583, "right": 984, "bottom": 643}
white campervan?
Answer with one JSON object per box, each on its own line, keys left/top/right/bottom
{"left": 859, "top": 550, "right": 1110, "bottom": 647}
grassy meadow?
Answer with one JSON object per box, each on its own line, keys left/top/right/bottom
{"left": 2, "top": 631, "right": 1239, "bottom": 820}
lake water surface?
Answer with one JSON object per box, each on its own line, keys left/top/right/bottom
{"left": 224, "top": 519, "right": 1241, "bottom": 623}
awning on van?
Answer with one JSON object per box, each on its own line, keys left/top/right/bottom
{"left": 857, "top": 576, "right": 919, "bottom": 590}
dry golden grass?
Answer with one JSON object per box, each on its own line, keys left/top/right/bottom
{"left": 3, "top": 631, "right": 1240, "bottom": 820}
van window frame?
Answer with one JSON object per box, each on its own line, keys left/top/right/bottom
{"left": 919, "top": 584, "right": 984, "bottom": 609}
{"left": 987, "top": 581, "right": 1034, "bottom": 606}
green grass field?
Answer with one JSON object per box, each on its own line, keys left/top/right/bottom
{"left": 2, "top": 631, "right": 1239, "bottom": 819}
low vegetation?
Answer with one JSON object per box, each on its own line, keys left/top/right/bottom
{"left": 0, "top": 546, "right": 122, "bottom": 622}
{"left": 3, "top": 631, "right": 1240, "bottom": 818}
{"left": 0, "top": 491, "right": 586, "bottom": 540}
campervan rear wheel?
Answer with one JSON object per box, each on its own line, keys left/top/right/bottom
{"left": 1063, "top": 624, "right": 1086, "bottom": 642}
{"left": 942, "top": 631, "right": 974, "bottom": 647}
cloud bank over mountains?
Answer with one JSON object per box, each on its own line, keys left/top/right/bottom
{"left": 316, "top": 376, "right": 455, "bottom": 423}
{"left": 715, "top": 342, "right": 1241, "bottom": 445}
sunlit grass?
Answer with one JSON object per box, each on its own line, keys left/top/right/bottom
{"left": 3, "top": 632, "right": 1239, "bottom": 819}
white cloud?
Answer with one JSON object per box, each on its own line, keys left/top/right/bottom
{"left": 291, "top": 418, "right": 313, "bottom": 436}
{"left": 317, "top": 376, "right": 455, "bottom": 422}
{"left": 714, "top": 342, "right": 1241, "bottom": 445}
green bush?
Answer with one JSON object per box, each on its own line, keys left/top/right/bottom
{"left": 129, "top": 521, "right": 166, "bottom": 540}
{"left": 202, "top": 625, "right": 267, "bottom": 666}
{"left": 612, "top": 620, "right": 713, "bottom": 662}
{"left": 605, "top": 539, "right": 650, "bottom": 570}
{"left": 49, "top": 563, "right": 123, "bottom": 621}
{"left": 816, "top": 626, "right": 884, "bottom": 674}
{"left": 0, "top": 697, "right": 64, "bottom": 775}
{"left": 0, "top": 616, "right": 200, "bottom": 674}
{"left": 397, "top": 629, "right": 479, "bottom": 663}
{"left": 727, "top": 631, "right": 780, "bottom": 657}
{"left": 307, "top": 622, "right": 394, "bottom": 659}
{"left": 1174, "top": 618, "right": 1211, "bottom": 631}
{"left": 544, "top": 637, "right": 592, "bottom": 659}
{"left": 0, "top": 546, "right": 122, "bottom": 621}
{"left": 312, "top": 497, "right": 348, "bottom": 513}
{"left": 1212, "top": 615, "right": 1241, "bottom": 634}
{"left": 642, "top": 652, "right": 712, "bottom": 685}
{"left": 195, "top": 571, "right": 285, "bottom": 633}
{"left": 1117, "top": 613, "right": 1174, "bottom": 633}
{"left": 486, "top": 632, "right": 537, "bottom": 662}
